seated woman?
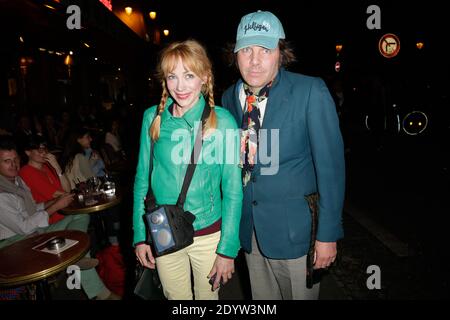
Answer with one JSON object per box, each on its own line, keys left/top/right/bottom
{"left": 19, "top": 135, "right": 70, "bottom": 224}
{"left": 61, "top": 128, "right": 105, "bottom": 189}
{"left": 61, "top": 128, "right": 120, "bottom": 247}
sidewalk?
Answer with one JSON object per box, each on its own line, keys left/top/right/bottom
{"left": 339, "top": 133, "right": 450, "bottom": 299}
{"left": 219, "top": 211, "right": 409, "bottom": 301}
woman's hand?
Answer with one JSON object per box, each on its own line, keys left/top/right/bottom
{"left": 46, "top": 193, "right": 74, "bottom": 214}
{"left": 44, "top": 153, "right": 62, "bottom": 173}
{"left": 91, "top": 150, "right": 100, "bottom": 161}
{"left": 135, "top": 243, "right": 156, "bottom": 269}
{"left": 208, "top": 255, "right": 235, "bottom": 291}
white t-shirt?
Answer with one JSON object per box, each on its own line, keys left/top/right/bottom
{"left": 239, "top": 84, "right": 268, "bottom": 126}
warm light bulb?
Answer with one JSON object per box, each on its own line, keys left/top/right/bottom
{"left": 416, "top": 42, "right": 424, "bottom": 50}
{"left": 163, "top": 29, "right": 170, "bottom": 36}
{"left": 64, "top": 55, "right": 73, "bottom": 66}
{"left": 149, "top": 11, "right": 157, "bottom": 20}
{"left": 125, "top": 7, "right": 132, "bottom": 15}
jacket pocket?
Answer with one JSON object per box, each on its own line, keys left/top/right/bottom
{"left": 284, "top": 198, "right": 311, "bottom": 244}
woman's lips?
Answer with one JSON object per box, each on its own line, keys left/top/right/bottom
{"left": 176, "top": 93, "right": 190, "bottom": 100}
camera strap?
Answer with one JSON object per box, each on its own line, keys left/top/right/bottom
{"left": 145, "top": 103, "right": 211, "bottom": 210}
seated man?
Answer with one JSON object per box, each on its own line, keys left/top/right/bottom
{"left": 0, "top": 137, "right": 119, "bottom": 300}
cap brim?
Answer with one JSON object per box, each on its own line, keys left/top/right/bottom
{"left": 234, "top": 36, "right": 280, "bottom": 53}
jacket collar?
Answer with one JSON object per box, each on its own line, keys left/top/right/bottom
{"left": 261, "top": 67, "right": 290, "bottom": 129}
{"left": 232, "top": 68, "right": 289, "bottom": 129}
{"left": 160, "top": 95, "right": 206, "bottom": 128}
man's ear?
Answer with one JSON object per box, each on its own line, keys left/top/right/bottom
{"left": 25, "top": 150, "right": 31, "bottom": 157}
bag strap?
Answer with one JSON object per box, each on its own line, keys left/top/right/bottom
{"left": 145, "top": 103, "right": 211, "bottom": 210}
{"left": 176, "top": 105, "right": 210, "bottom": 208}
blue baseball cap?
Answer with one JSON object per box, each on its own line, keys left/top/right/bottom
{"left": 234, "top": 11, "right": 285, "bottom": 53}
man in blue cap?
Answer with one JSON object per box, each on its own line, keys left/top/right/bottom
{"left": 222, "top": 10, "right": 345, "bottom": 299}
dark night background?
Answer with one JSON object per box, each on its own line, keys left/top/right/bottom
{"left": 1, "top": 0, "right": 450, "bottom": 300}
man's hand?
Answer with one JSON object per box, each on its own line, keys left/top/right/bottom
{"left": 313, "top": 241, "right": 337, "bottom": 269}
{"left": 135, "top": 243, "right": 156, "bottom": 269}
{"left": 46, "top": 193, "right": 74, "bottom": 214}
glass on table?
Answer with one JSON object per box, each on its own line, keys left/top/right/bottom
{"left": 83, "top": 187, "right": 98, "bottom": 206}
{"left": 103, "top": 181, "right": 116, "bottom": 197}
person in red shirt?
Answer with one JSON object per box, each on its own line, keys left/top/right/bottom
{"left": 19, "top": 135, "right": 71, "bottom": 224}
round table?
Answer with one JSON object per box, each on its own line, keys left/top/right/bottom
{"left": 0, "top": 230, "right": 90, "bottom": 288}
{"left": 60, "top": 192, "right": 122, "bottom": 215}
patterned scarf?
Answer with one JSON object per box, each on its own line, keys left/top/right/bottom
{"left": 240, "top": 81, "right": 272, "bottom": 186}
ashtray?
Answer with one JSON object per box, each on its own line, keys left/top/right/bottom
{"left": 46, "top": 237, "right": 66, "bottom": 250}
{"left": 84, "top": 198, "right": 98, "bottom": 206}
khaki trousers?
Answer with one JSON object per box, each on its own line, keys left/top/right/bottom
{"left": 155, "top": 231, "right": 220, "bottom": 300}
{"left": 245, "top": 232, "right": 320, "bottom": 300}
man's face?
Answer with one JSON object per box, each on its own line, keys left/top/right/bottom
{"left": 236, "top": 45, "right": 281, "bottom": 92}
{"left": 0, "top": 149, "right": 20, "bottom": 180}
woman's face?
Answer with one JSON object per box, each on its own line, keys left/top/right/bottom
{"left": 77, "top": 133, "right": 92, "bottom": 149}
{"left": 26, "top": 145, "right": 48, "bottom": 164}
{"left": 166, "top": 57, "right": 206, "bottom": 111}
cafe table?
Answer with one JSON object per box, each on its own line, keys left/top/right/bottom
{"left": 0, "top": 230, "right": 90, "bottom": 298}
{"left": 60, "top": 191, "right": 122, "bottom": 215}
{"left": 60, "top": 190, "right": 122, "bottom": 249}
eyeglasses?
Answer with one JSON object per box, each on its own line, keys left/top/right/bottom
{"left": 33, "top": 145, "right": 48, "bottom": 153}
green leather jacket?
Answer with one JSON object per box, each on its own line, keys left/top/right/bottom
{"left": 133, "top": 96, "right": 243, "bottom": 258}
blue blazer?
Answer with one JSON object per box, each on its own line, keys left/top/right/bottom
{"left": 222, "top": 68, "right": 345, "bottom": 259}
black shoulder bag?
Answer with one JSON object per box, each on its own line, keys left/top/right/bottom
{"left": 143, "top": 105, "right": 210, "bottom": 256}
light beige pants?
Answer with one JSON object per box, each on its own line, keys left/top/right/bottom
{"left": 155, "top": 231, "right": 220, "bottom": 300}
{"left": 245, "top": 232, "right": 320, "bottom": 300}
